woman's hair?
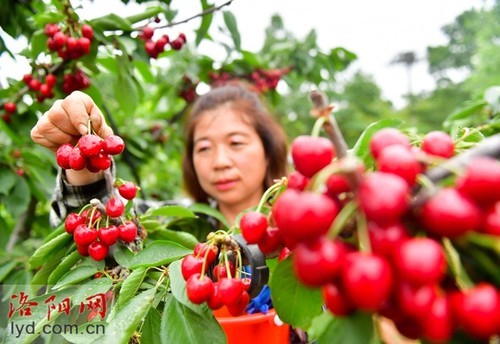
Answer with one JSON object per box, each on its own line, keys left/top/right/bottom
{"left": 182, "top": 84, "right": 288, "bottom": 204}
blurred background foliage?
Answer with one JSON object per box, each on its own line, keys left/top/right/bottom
{"left": 0, "top": 0, "right": 499, "bottom": 255}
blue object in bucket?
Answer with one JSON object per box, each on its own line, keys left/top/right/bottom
{"left": 246, "top": 284, "right": 272, "bottom": 314}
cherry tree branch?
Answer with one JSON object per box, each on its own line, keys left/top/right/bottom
{"left": 158, "top": 0, "right": 234, "bottom": 29}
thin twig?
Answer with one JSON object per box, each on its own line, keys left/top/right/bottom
{"left": 158, "top": 0, "right": 234, "bottom": 29}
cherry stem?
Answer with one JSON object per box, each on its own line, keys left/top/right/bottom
{"left": 442, "top": 238, "right": 474, "bottom": 290}
{"left": 199, "top": 243, "right": 212, "bottom": 280}
{"left": 356, "top": 213, "right": 371, "bottom": 253}
{"left": 223, "top": 247, "right": 233, "bottom": 279}
{"left": 311, "top": 116, "right": 327, "bottom": 138}
{"left": 235, "top": 248, "right": 243, "bottom": 279}
{"left": 256, "top": 179, "right": 285, "bottom": 212}
{"left": 326, "top": 200, "right": 358, "bottom": 240}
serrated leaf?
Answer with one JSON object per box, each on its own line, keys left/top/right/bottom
{"left": 129, "top": 241, "right": 191, "bottom": 269}
{"left": 47, "top": 250, "right": 82, "bottom": 286}
{"left": 52, "top": 265, "right": 98, "bottom": 290}
{"left": 30, "top": 249, "right": 66, "bottom": 287}
{"left": 141, "top": 307, "right": 162, "bottom": 344}
{"left": 223, "top": 11, "right": 240, "bottom": 51}
{"left": 29, "top": 232, "right": 72, "bottom": 269}
{"left": 269, "top": 258, "right": 323, "bottom": 329}
{"left": 146, "top": 204, "right": 196, "bottom": 218}
{"left": 72, "top": 277, "right": 113, "bottom": 305}
{"left": 113, "top": 246, "right": 135, "bottom": 268}
{"left": 116, "top": 267, "right": 148, "bottom": 309}
{"left": 93, "top": 288, "right": 156, "bottom": 344}
{"left": 161, "top": 295, "right": 226, "bottom": 344}
{"left": 149, "top": 228, "right": 199, "bottom": 249}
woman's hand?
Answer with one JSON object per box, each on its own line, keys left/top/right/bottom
{"left": 31, "top": 91, "right": 113, "bottom": 152}
{"left": 31, "top": 91, "right": 114, "bottom": 185}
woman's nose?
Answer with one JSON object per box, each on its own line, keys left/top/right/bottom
{"left": 213, "top": 146, "right": 232, "bottom": 169}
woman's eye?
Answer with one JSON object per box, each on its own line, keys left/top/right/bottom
{"left": 196, "top": 146, "right": 210, "bottom": 153}
{"left": 231, "top": 141, "right": 244, "bottom": 147}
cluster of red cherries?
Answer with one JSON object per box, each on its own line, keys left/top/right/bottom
{"left": 1, "top": 102, "right": 17, "bottom": 123}
{"left": 64, "top": 180, "right": 139, "bottom": 261}
{"left": 181, "top": 234, "right": 252, "bottom": 316}
{"left": 56, "top": 133, "right": 125, "bottom": 172}
{"left": 208, "top": 67, "right": 291, "bottom": 94}
{"left": 240, "top": 128, "right": 500, "bottom": 342}
{"left": 44, "top": 23, "right": 93, "bottom": 60}
{"left": 139, "top": 25, "right": 186, "bottom": 59}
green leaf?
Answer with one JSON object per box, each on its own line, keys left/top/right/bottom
{"left": 72, "top": 277, "right": 114, "bottom": 305}
{"left": 141, "top": 307, "right": 162, "bottom": 344}
{"left": 52, "top": 265, "right": 99, "bottom": 290}
{"left": 167, "top": 217, "right": 214, "bottom": 243}
{"left": 134, "top": 60, "right": 155, "bottom": 83}
{"left": 5, "top": 177, "right": 30, "bottom": 218}
{"left": 124, "top": 6, "right": 164, "bottom": 25}
{"left": 0, "top": 260, "right": 18, "bottom": 283}
{"left": 90, "top": 14, "right": 132, "bottom": 31}
{"left": 29, "top": 233, "right": 72, "bottom": 269}
{"left": 442, "top": 238, "right": 474, "bottom": 290}
{"left": 149, "top": 228, "right": 199, "bottom": 249}
{"left": 93, "top": 288, "right": 156, "bottom": 344}
{"left": 0, "top": 169, "right": 16, "bottom": 194}
{"left": 195, "top": 0, "right": 213, "bottom": 46}
{"left": 146, "top": 204, "right": 196, "bottom": 218}
{"left": 47, "top": 250, "right": 82, "bottom": 285}
{"left": 444, "top": 100, "right": 488, "bottom": 128}
{"left": 129, "top": 240, "right": 191, "bottom": 269}
{"left": 113, "top": 246, "right": 135, "bottom": 268}
{"left": 350, "top": 118, "right": 403, "bottom": 160}
{"left": 189, "top": 203, "right": 229, "bottom": 229}
{"left": 30, "top": 248, "right": 66, "bottom": 287}
{"left": 269, "top": 258, "right": 323, "bottom": 329}
{"left": 116, "top": 267, "right": 148, "bottom": 309}
{"left": 315, "top": 311, "right": 378, "bottom": 344}
{"left": 115, "top": 71, "right": 139, "bottom": 116}
{"left": 30, "top": 29, "right": 46, "bottom": 59}
{"left": 161, "top": 295, "right": 226, "bottom": 344}
{"left": 223, "top": 11, "right": 241, "bottom": 51}
{"left": 169, "top": 260, "right": 208, "bottom": 315}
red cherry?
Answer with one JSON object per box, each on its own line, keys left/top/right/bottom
{"left": 141, "top": 26, "right": 154, "bottom": 40}
{"left": 77, "top": 37, "right": 91, "bottom": 55}
{"left": 212, "top": 261, "right": 235, "bottom": 281}
{"left": 273, "top": 189, "right": 339, "bottom": 243}
{"left": 286, "top": 171, "right": 309, "bottom": 191}
{"left": 87, "top": 151, "right": 111, "bottom": 171}
{"left": 4, "top": 102, "right": 16, "bottom": 113}
{"left": 324, "top": 172, "right": 351, "bottom": 197}
{"left": 358, "top": 172, "right": 410, "bottom": 225}
{"left": 193, "top": 243, "right": 218, "bottom": 265}
{"left": 257, "top": 226, "right": 284, "bottom": 254}
{"left": 186, "top": 273, "right": 214, "bottom": 305}
{"left": 73, "top": 224, "right": 98, "bottom": 246}
{"left": 291, "top": 135, "right": 335, "bottom": 178}
{"left": 227, "top": 290, "right": 250, "bottom": 316}
{"left": 292, "top": 238, "right": 346, "bottom": 287}
{"left": 322, "top": 282, "right": 354, "bottom": 316}
{"left": 456, "top": 157, "right": 500, "bottom": 206}
{"left": 376, "top": 145, "right": 420, "bottom": 186}
{"left": 64, "top": 213, "right": 85, "bottom": 234}
{"left": 69, "top": 147, "right": 87, "bottom": 170}
{"left": 368, "top": 222, "right": 409, "bottom": 258}
{"left": 118, "top": 181, "right": 138, "bottom": 200}
{"left": 56, "top": 143, "right": 74, "bottom": 169}
{"left": 106, "top": 198, "right": 124, "bottom": 217}
{"left": 181, "top": 254, "right": 205, "bottom": 280}
{"left": 45, "top": 74, "right": 57, "bottom": 87}
{"left": 81, "top": 24, "right": 94, "bottom": 40}
{"left": 102, "top": 135, "right": 125, "bottom": 155}
{"left": 277, "top": 247, "right": 291, "bottom": 261}
{"left": 39, "top": 83, "right": 53, "bottom": 98}
{"left": 169, "top": 37, "right": 183, "bottom": 50}
{"left": 481, "top": 201, "right": 500, "bottom": 235}
{"left": 341, "top": 252, "right": 393, "bottom": 311}
{"left": 395, "top": 282, "right": 439, "bottom": 320}
{"left": 88, "top": 241, "right": 109, "bottom": 261}
{"left": 420, "top": 188, "right": 482, "bottom": 238}
{"left": 78, "top": 134, "right": 102, "bottom": 157}
{"left": 207, "top": 282, "right": 224, "bottom": 310}
{"left": 240, "top": 211, "right": 268, "bottom": 244}
{"left": 218, "top": 277, "right": 244, "bottom": 306}
{"left": 452, "top": 283, "right": 500, "bottom": 340}
{"left": 420, "top": 296, "right": 453, "bottom": 343}
{"left": 421, "top": 131, "right": 455, "bottom": 158}
{"left": 76, "top": 244, "right": 89, "bottom": 256}
{"left": 28, "top": 79, "right": 41, "bottom": 91}
{"left": 98, "top": 225, "right": 120, "bottom": 246}
{"left": 369, "top": 128, "right": 410, "bottom": 159}
{"left": 118, "top": 221, "right": 137, "bottom": 242}
{"left": 22, "top": 74, "right": 33, "bottom": 84}
{"left": 393, "top": 238, "right": 446, "bottom": 286}
{"left": 178, "top": 33, "right": 186, "bottom": 43}
{"left": 155, "top": 36, "right": 168, "bottom": 53}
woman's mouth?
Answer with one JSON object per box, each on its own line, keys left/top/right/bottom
{"left": 214, "top": 179, "right": 238, "bottom": 191}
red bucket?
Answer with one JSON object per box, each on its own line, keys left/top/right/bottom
{"left": 214, "top": 307, "right": 290, "bottom": 344}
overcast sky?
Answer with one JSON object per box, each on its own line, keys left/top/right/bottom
{"left": 1, "top": 0, "right": 489, "bottom": 108}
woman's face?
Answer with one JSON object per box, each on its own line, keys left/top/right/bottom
{"left": 192, "top": 106, "right": 267, "bottom": 211}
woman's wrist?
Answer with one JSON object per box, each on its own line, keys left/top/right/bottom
{"left": 65, "top": 169, "right": 105, "bottom": 185}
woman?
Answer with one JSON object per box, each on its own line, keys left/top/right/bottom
{"left": 30, "top": 84, "right": 288, "bottom": 227}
